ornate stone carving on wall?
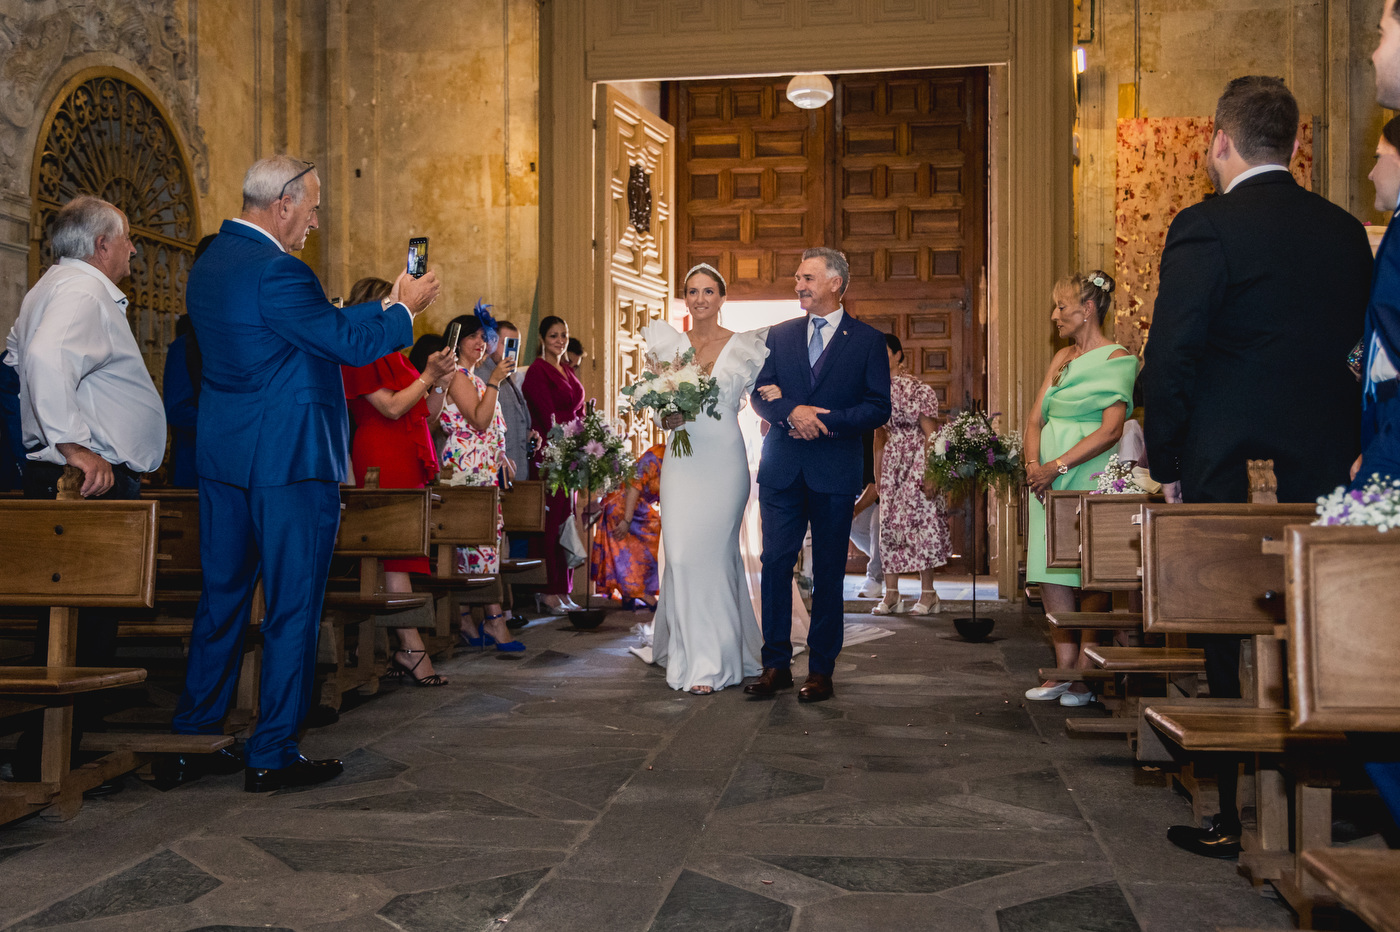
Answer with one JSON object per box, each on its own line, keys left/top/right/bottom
{"left": 0, "top": 0, "right": 208, "bottom": 198}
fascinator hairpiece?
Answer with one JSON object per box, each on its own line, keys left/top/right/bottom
{"left": 473, "top": 299, "right": 499, "bottom": 353}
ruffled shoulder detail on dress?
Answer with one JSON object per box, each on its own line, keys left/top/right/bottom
{"left": 640, "top": 319, "right": 688, "bottom": 363}
{"left": 726, "top": 327, "right": 770, "bottom": 378}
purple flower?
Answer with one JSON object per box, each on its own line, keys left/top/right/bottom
{"left": 562, "top": 418, "right": 584, "bottom": 438}
{"left": 986, "top": 449, "right": 995, "bottom": 465}
{"left": 583, "top": 440, "right": 606, "bottom": 457}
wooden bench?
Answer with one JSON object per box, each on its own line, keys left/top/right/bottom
{"left": 1301, "top": 848, "right": 1400, "bottom": 932}
{"left": 1046, "top": 612, "right": 1142, "bottom": 629}
{"left": 0, "top": 487, "right": 224, "bottom": 823}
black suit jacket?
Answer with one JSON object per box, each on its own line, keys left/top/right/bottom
{"left": 1143, "top": 171, "right": 1371, "bottom": 504}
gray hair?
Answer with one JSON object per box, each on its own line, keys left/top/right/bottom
{"left": 801, "top": 247, "right": 850, "bottom": 295}
{"left": 242, "top": 154, "right": 317, "bottom": 210}
{"left": 49, "top": 196, "right": 126, "bottom": 260}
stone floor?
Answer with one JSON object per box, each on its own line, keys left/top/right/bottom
{"left": 0, "top": 598, "right": 1300, "bottom": 932}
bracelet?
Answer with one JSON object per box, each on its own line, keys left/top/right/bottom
{"left": 485, "top": 383, "right": 500, "bottom": 391}
{"left": 417, "top": 377, "right": 431, "bottom": 392}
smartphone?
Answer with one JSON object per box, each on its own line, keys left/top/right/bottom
{"left": 407, "top": 236, "right": 429, "bottom": 278}
{"left": 503, "top": 336, "right": 520, "bottom": 363}
{"left": 330, "top": 296, "right": 344, "bottom": 308}
{"left": 445, "top": 321, "right": 462, "bottom": 354}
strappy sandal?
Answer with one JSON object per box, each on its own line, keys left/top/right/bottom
{"left": 688, "top": 685, "right": 714, "bottom": 695}
{"left": 908, "top": 589, "right": 942, "bottom": 615}
{"left": 391, "top": 649, "right": 448, "bottom": 687}
{"left": 870, "top": 594, "right": 903, "bottom": 616}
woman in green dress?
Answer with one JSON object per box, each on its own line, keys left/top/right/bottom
{"left": 1023, "top": 271, "right": 1138, "bottom": 706}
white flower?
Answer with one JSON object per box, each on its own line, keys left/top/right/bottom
{"left": 933, "top": 436, "right": 948, "bottom": 456}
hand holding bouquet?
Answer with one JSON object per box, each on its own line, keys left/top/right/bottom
{"left": 925, "top": 408, "right": 1024, "bottom": 500}
{"left": 538, "top": 409, "right": 636, "bottom": 496}
{"left": 620, "top": 346, "right": 720, "bottom": 456}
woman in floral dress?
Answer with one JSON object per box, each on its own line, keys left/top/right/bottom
{"left": 874, "top": 333, "right": 950, "bottom": 616}
{"left": 440, "top": 311, "right": 524, "bottom": 652}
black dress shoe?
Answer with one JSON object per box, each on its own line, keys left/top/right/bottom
{"left": 245, "top": 755, "right": 344, "bottom": 793}
{"left": 506, "top": 613, "right": 529, "bottom": 630}
{"left": 151, "top": 746, "right": 244, "bottom": 790}
{"left": 83, "top": 777, "right": 125, "bottom": 798}
{"left": 797, "top": 673, "right": 835, "bottom": 703}
{"left": 1167, "top": 815, "right": 1242, "bottom": 859}
{"left": 743, "top": 667, "right": 794, "bottom": 697}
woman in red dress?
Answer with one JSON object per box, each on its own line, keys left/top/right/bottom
{"left": 341, "top": 276, "right": 459, "bottom": 685}
{"left": 521, "top": 314, "right": 586, "bottom": 613}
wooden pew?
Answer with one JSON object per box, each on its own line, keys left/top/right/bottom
{"left": 423, "top": 483, "right": 501, "bottom": 643}
{"left": 1285, "top": 525, "right": 1400, "bottom": 929}
{"left": 0, "top": 487, "right": 228, "bottom": 823}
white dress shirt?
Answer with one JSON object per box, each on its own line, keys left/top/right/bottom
{"left": 806, "top": 306, "right": 845, "bottom": 358}
{"left": 4, "top": 258, "right": 167, "bottom": 472}
{"left": 1224, "top": 163, "right": 1290, "bottom": 194}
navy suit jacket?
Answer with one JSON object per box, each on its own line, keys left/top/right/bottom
{"left": 186, "top": 220, "right": 414, "bottom": 487}
{"left": 751, "top": 313, "right": 891, "bottom": 495}
{"left": 1363, "top": 222, "right": 1400, "bottom": 445}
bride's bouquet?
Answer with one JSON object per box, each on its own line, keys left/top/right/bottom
{"left": 1089, "top": 454, "right": 1157, "bottom": 495}
{"left": 1314, "top": 475, "right": 1400, "bottom": 531}
{"left": 620, "top": 346, "right": 720, "bottom": 457}
{"left": 538, "top": 409, "right": 635, "bottom": 496}
{"left": 926, "top": 407, "right": 1024, "bottom": 499}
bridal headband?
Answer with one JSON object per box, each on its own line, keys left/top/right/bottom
{"left": 684, "top": 262, "right": 726, "bottom": 291}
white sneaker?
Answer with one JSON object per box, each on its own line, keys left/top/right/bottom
{"left": 1059, "top": 690, "right": 1095, "bottom": 707}
{"left": 856, "top": 577, "right": 884, "bottom": 599}
{"left": 1025, "top": 682, "right": 1071, "bottom": 701}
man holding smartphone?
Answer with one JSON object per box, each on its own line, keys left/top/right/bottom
{"left": 476, "top": 319, "right": 534, "bottom": 494}
{"left": 168, "top": 155, "right": 441, "bottom": 793}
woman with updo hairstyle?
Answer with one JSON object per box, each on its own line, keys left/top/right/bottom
{"left": 341, "top": 275, "right": 459, "bottom": 685}
{"left": 1022, "top": 270, "right": 1138, "bottom": 707}
{"left": 521, "top": 314, "right": 586, "bottom": 613}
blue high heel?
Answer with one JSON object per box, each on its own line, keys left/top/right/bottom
{"left": 481, "top": 612, "right": 525, "bottom": 653}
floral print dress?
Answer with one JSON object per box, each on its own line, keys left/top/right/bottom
{"left": 878, "top": 374, "right": 952, "bottom": 574}
{"left": 439, "top": 368, "right": 507, "bottom": 575}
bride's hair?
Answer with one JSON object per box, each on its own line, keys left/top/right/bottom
{"left": 684, "top": 262, "right": 726, "bottom": 296}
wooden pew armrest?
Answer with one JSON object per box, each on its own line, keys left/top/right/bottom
{"left": 0, "top": 667, "right": 147, "bottom": 695}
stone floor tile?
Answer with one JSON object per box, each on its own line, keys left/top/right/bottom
{"left": 718, "top": 760, "right": 826, "bottom": 810}
{"left": 793, "top": 892, "right": 993, "bottom": 932}
{"left": 757, "top": 854, "right": 1037, "bottom": 894}
{"left": 9, "top": 849, "right": 221, "bottom": 931}
{"left": 375, "top": 868, "right": 550, "bottom": 932}
{"left": 246, "top": 836, "right": 478, "bottom": 874}
{"left": 1127, "top": 881, "right": 1295, "bottom": 931}
{"left": 503, "top": 878, "right": 672, "bottom": 932}
{"left": 995, "top": 880, "right": 1141, "bottom": 932}
{"left": 649, "top": 870, "right": 794, "bottom": 932}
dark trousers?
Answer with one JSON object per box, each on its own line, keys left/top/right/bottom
{"left": 13, "top": 459, "right": 142, "bottom": 780}
{"left": 1189, "top": 632, "right": 1243, "bottom": 828}
{"left": 172, "top": 477, "right": 341, "bottom": 769}
{"left": 758, "top": 479, "right": 855, "bottom": 677}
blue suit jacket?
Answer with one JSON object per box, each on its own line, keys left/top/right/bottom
{"left": 750, "top": 313, "right": 891, "bottom": 495}
{"left": 1363, "top": 222, "right": 1400, "bottom": 446}
{"left": 187, "top": 220, "right": 414, "bottom": 487}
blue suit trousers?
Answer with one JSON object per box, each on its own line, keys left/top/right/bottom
{"left": 173, "top": 477, "right": 341, "bottom": 768}
{"left": 759, "top": 477, "right": 854, "bottom": 677}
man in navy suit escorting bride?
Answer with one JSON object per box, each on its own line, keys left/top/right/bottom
{"left": 747, "top": 248, "right": 891, "bottom": 702}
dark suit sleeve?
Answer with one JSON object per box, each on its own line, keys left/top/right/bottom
{"left": 820, "top": 330, "right": 892, "bottom": 436}
{"left": 258, "top": 254, "right": 413, "bottom": 367}
{"left": 1143, "top": 207, "right": 1226, "bottom": 485}
{"left": 750, "top": 327, "right": 796, "bottom": 425}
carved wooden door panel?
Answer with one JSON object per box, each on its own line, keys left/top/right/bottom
{"left": 595, "top": 85, "right": 674, "bottom": 453}
{"left": 674, "top": 79, "right": 828, "bottom": 300}
{"left": 834, "top": 69, "right": 988, "bottom": 573}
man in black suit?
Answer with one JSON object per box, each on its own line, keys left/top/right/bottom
{"left": 1143, "top": 76, "right": 1372, "bottom": 858}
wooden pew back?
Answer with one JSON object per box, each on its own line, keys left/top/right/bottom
{"left": 430, "top": 485, "right": 498, "bottom": 546}
{"left": 1285, "top": 524, "right": 1400, "bottom": 733}
{"left": 1141, "top": 503, "right": 1315, "bottom": 634}
{"left": 501, "top": 479, "right": 546, "bottom": 533}
{"left": 1080, "top": 494, "right": 1157, "bottom": 589}
{"left": 1044, "top": 490, "right": 1082, "bottom": 568}
{"left": 0, "top": 501, "right": 158, "bottom": 608}
{"left": 335, "top": 489, "right": 431, "bottom": 558}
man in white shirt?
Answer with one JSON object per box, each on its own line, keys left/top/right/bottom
{"left": 5, "top": 195, "right": 166, "bottom": 500}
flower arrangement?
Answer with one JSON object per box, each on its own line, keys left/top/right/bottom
{"left": 1089, "top": 454, "right": 1149, "bottom": 495}
{"left": 538, "top": 409, "right": 636, "bottom": 496}
{"left": 1314, "top": 475, "right": 1400, "bottom": 531}
{"left": 926, "top": 408, "right": 1024, "bottom": 498}
{"left": 620, "top": 346, "right": 720, "bottom": 457}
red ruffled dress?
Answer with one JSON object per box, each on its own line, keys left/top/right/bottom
{"left": 342, "top": 352, "right": 437, "bottom": 574}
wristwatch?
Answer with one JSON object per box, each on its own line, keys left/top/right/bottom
{"left": 1055, "top": 459, "right": 1069, "bottom": 475}
{"left": 433, "top": 385, "right": 445, "bottom": 394}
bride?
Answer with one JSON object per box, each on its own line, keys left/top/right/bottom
{"left": 644, "top": 263, "right": 768, "bottom": 694}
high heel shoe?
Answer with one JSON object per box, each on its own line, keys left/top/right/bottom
{"left": 534, "top": 594, "right": 570, "bottom": 616}
{"left": 870, "top": 594, "right": 903, "bottom": 616}
{"left": 391, "top": 649, "right": 447, "bottom": 687}
{"left": 908, "top": 590, "right": 942, "bottom": 615}
{"left": 481, "top": 612, "right": 526, "bottom": 653}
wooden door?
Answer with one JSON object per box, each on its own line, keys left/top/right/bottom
{"left": 834, "top": 69, "right": 988, "bottom": 573}
{"left": 596, "top": 85, "right": 675, "bottom": 453}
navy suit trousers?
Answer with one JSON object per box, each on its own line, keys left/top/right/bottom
{"left": 759, "top": 478, "right": 855, "bottom": 677}
{"left": 173, "top": 477, "right": 341, "bottom": 769}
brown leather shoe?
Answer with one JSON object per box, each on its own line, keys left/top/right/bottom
{"left": 797, "top": 673, "right": 834, "bottom": 703}
{"left": 743, "top": 667, "right": 794, "bottom": 697}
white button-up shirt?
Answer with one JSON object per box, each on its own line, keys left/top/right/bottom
{"left": 4, "top": 257, "right": 166, "bottom": 472}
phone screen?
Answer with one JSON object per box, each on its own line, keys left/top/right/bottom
{"left": 407, "top": 236, "right": 429, "bottom": 278}
{"left": 445, "top": 321, "right": 462, "bottom": 355}
{"left": 503, "top": 336, "right": 519, "bottom": 362}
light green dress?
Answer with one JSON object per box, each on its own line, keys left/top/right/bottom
{"left": 1026, "top": 344, "right": 1138, "bottom": 587}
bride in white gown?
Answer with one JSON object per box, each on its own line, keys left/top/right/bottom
{"left": 644, "top": 264, "right": 769, "bottom": 694}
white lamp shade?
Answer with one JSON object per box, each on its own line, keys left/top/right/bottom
{"left": 786, "top": 73, "right": 834, "bottom": 110}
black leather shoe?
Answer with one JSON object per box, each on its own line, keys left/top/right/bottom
{"left": 83, "top": 777, "right": 125, "bottom": 798}
{"left": 152, "top": 747, "right": 244, "bottom": 790}
{"left": 743, "top": 667, "right": 794, "bottom": 697}
{"left": 797, "top": 673, "right": 835, "bottom": 703}
{"left": 244, "top": 755, "right": 344, "bottom": 793}
{"left": 1167, "top": 816, "right": 1242, "bottom": 859}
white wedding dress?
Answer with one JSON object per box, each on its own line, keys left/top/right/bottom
{"left": 645, "top": 321, "right": 767, "bottom": 691}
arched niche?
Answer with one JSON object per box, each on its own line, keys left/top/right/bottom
{"left": 28, "top": 67, "right": 202, "bottom": 390}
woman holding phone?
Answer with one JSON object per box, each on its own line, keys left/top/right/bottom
{"left": 521, "top": 315, "right": 586, "bottom": 614}
{"left": 341, "top": 276, "right": 459, "bottom": 685}
{"left": 440, "top": 305, "right": 524, "bottom": 652}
